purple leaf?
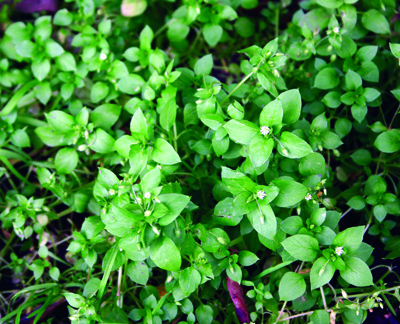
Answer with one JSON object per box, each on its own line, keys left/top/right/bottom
{"left": 226, "top": 277, "right": 251, "bottom": 324}
{"left": 15, "top": 0, "right": 58, "bottom": 13}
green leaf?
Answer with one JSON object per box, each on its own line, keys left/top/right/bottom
{"left": 194, "top": 54, "right": 213, "bottom": 76}
{"left": 203, "top": 24, "right": 223, "bottom": 47}
{"left": 32, "top": 59, "right": 50, "bottom": 81}
{"left": 238, "top": 251, "right": 259, "bottom": 266}
{"left": 158, "top": 193, "right": 190, "bottom": 226}
{"left": 224, "top": 119, "right": 259, "bottom": 145}
{"left": 45, "top": 41, "right": 64, "bottom": 57}
{"left": 88, "top": 129, "right": 115, "bottom": 154}
{"left": 56, "top": 52, "right": 76, "bottom": 71}
{"left": 179, "top": 267, "right": 201, "bottom": 296}
{"left": 83, "top": 278, "right": 101, "bottom": 297}
{"left": 320, "top": 131, "right": 343, "bottom": 149}
{"left": 362, "top": 9, "right": 390, "bottom": 34}
{"left": 323, "top": 91, "right": 341, "bottom": 108}
{"left": 167, "top": 20, "right": 190, "bottom": 42}
{"left": 278, "top": 89, "right": 302, "bottom": 124}
{"left": 310, "top": 257, "right": 335, "bottom": 290}
{"left": 279, "top": 272, "right": 306, "bottom": 301}
{"left": 16, "top": 40, "right": 35, "bottom": 57}
{"left": 127, "top": 261, "right": 149, "bottom": 285}
{"left": 335, "top": 118, "right": 352, "bottom": 138}
{"left": 260, "top": 99, "right": 283, "bottom": 133}
{"left": 104, "top": 205, "right": 136, "bottom": 237}
{"left": 333, "top": 226, "right": 364, "bottom": 253}
{"left": 314, "top": 68, "right": 340, "bottom": 90}
{"left": 249, "top": 137, "right": 274, "bottom": 168}
{"left": 46, "top": 111, "right": 75, "bottom": 133}
{"left": 117, "top": 74, "right": 145, "bottom": 95}
{"left": 356, "top": 46, "right": 378, "bottom": 62}
{"left": 247, "top": 203, "right": 277, "bottom": 240}
{"left": 160, "top": 99, "right": 177, "bottom": 131}
{"left": 311, "top": 310, "right": 330, "bottom": 324}
{"left": 340, "top": 257, "right": 373, "bottom": 287}
{"left": 92, "top": 104, "right": 122, "bottom": 129}
{"left": 351, "top": 149, "right": 371, "bottom": 166}
{"left": 150, "top": 236, "right": 181, "bottom": 271}
{"left": 140, "top": 168, "right": 161, "bottom": 193}
{"left": 35, "top": 82, "right": 52, "bottom": 105}
{"left": 374, "top": 130, "right": 400, "bottom": 153}
{"left": 299, "top": 153, "right": 326, "bottom": 176}
{"left": 64, "top": 293, "right": 85, "bottom": 308}
{"left": 257, "top": 72, "right": 278, "bottom": 97}
{"left": 347, "top": 196, "right": 366, "bottom": 211}
{"left": 278, "top": 131, "right": 313, "bottom": 159}
{"left": 196, "top": 304, "right": 213, "bottom": 324}
{"left": 281, "top": 234, "right": 320, "bottom": 261}
{"left": 221, "top": 167, "right": 256, "bottom": 195}
{"left": 311, "top": 208, "right": 327, "bottom": 227}
{"left": 389, "top": 43, "right": 400, "bottom": 58}
{"left": 11, "top": 129, "right": 31, "bottom": 148}
{"left": 280, "top": 216, "right": 303, "bottom": 235}
{"left": 152, "top": 138, "right": 181, "bottom": 165}
{"left": 49, "top": 267, "right": 60, "bottom": 281}
{"left": 336, "top": 35, "right": 357, "bottom": 59}
{"left": 130, "top": 108, "right": 149, "bottom": 141}
{"left": 54, "top": 9, "right": 73, "bottom": 26}
{"left": 345, "top": 70, "right": 362, "bottom": 90}
{"left": 91, "top": 82, "right": 109, "bottom": 103}
{"left": 272, "top": 178, "right": 308, "bottom": 207}
{"left": 55, "top": 148, "right": 78, "bottom": 174}
{"left": 121, "top": 0, "right": 148, "bottom": 17}
{"left": 316, "top": 0, "right": 343, "bottom": 8}
{"left": 363, "top": 88, "right": 380, "bottom": 102}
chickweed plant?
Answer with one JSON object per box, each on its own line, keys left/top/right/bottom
{"left": 0, "top": 0, "right": 400, "bottom": 323}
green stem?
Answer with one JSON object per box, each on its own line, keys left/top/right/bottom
{"left": 389, "top": 103, "right": 400, "bottom": 129}
{"left": 57, "top": 207, "right": 73, "bottom": 218}
{"left": 0, "top": 231, "right": 16, "bottom": 258}
{"left": 173, "top": 122, "right": 178, "bottom": 152}
{"left": 0, "top": 80, "right": 38, "bottom": 116}
{"left": 220, "top": 71, "right": 255, "bottom": 105}
{"left": 0, "top": 156, "right": 30, "bottom": 186}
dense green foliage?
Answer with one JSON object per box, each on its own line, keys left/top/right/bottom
{"left": 1, "top": 0, "right": 400, "bottom": 323}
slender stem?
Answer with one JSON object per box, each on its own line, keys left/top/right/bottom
{"left": 117, "top": 266, "right": 122, "bottom": 307}
{"left": 320, "top": 287, "right": 328, "bottom": 311}
{"left": 0, "top": 231, "right": 16, "bottom": 258}
{"left": 344, "top": 285, "right": 400, "bottom": 299}
{"left": 173, "top": 122, "right": 178, "bottom": 152}
{"left": 375, "top": 152, "right": 382, "bottom": 174}
{"left": 57, "top": 207, "right": 73, "bottom": 218}
{"left": 0, "top": 157, "right": 30, "bottom": 186}
{"left": 278, "top": 311, "right": 314, "bottom": 322}
{"left": 0, "top": 80, "right": 38, "bottom": 116}
{"left": 340, "top": 207, "right": 353, "bottom": 219}
{"left": 221, "top": 71, "right": 254, "bottom": 105}
{"left": 275, "top": 301, "right": 287, "bottom": 323}
{"left": 388, "top": 104, "right": 400, "bottom": 129}
{"left": 377, "top": 99, "right": 387, "bottom": 127}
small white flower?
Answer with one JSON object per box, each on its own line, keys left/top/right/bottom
{"left": 260, "top": 126, "right": 271, "bottom": 136}
{"left": 333, "top": 27, "right": 340, "bottom": 34}
{"left": 135, "top": 197, "right": 142, "bottom": 204}
{"left": 109, "top": 189, "right": 116, "bottom": 196}
{"left": 156, "top": 165, "right": 162, "bottom": 169}
{"left": 305, "top": 193, "right": 312, "bottom": 201}
{"left": 257, "top": 190, "right": 266, "bottom": 200}
{"left": 144, "top": 192, "right": 151, "bottom": 199}
{"left": 335, "top": 246, "right": 344, "bottom": 256}
{"left": 99, "top": 52, "right": 107, "bottom": 60}
{"left": 144, "top": 210, "right": 151, "bottom": 217}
